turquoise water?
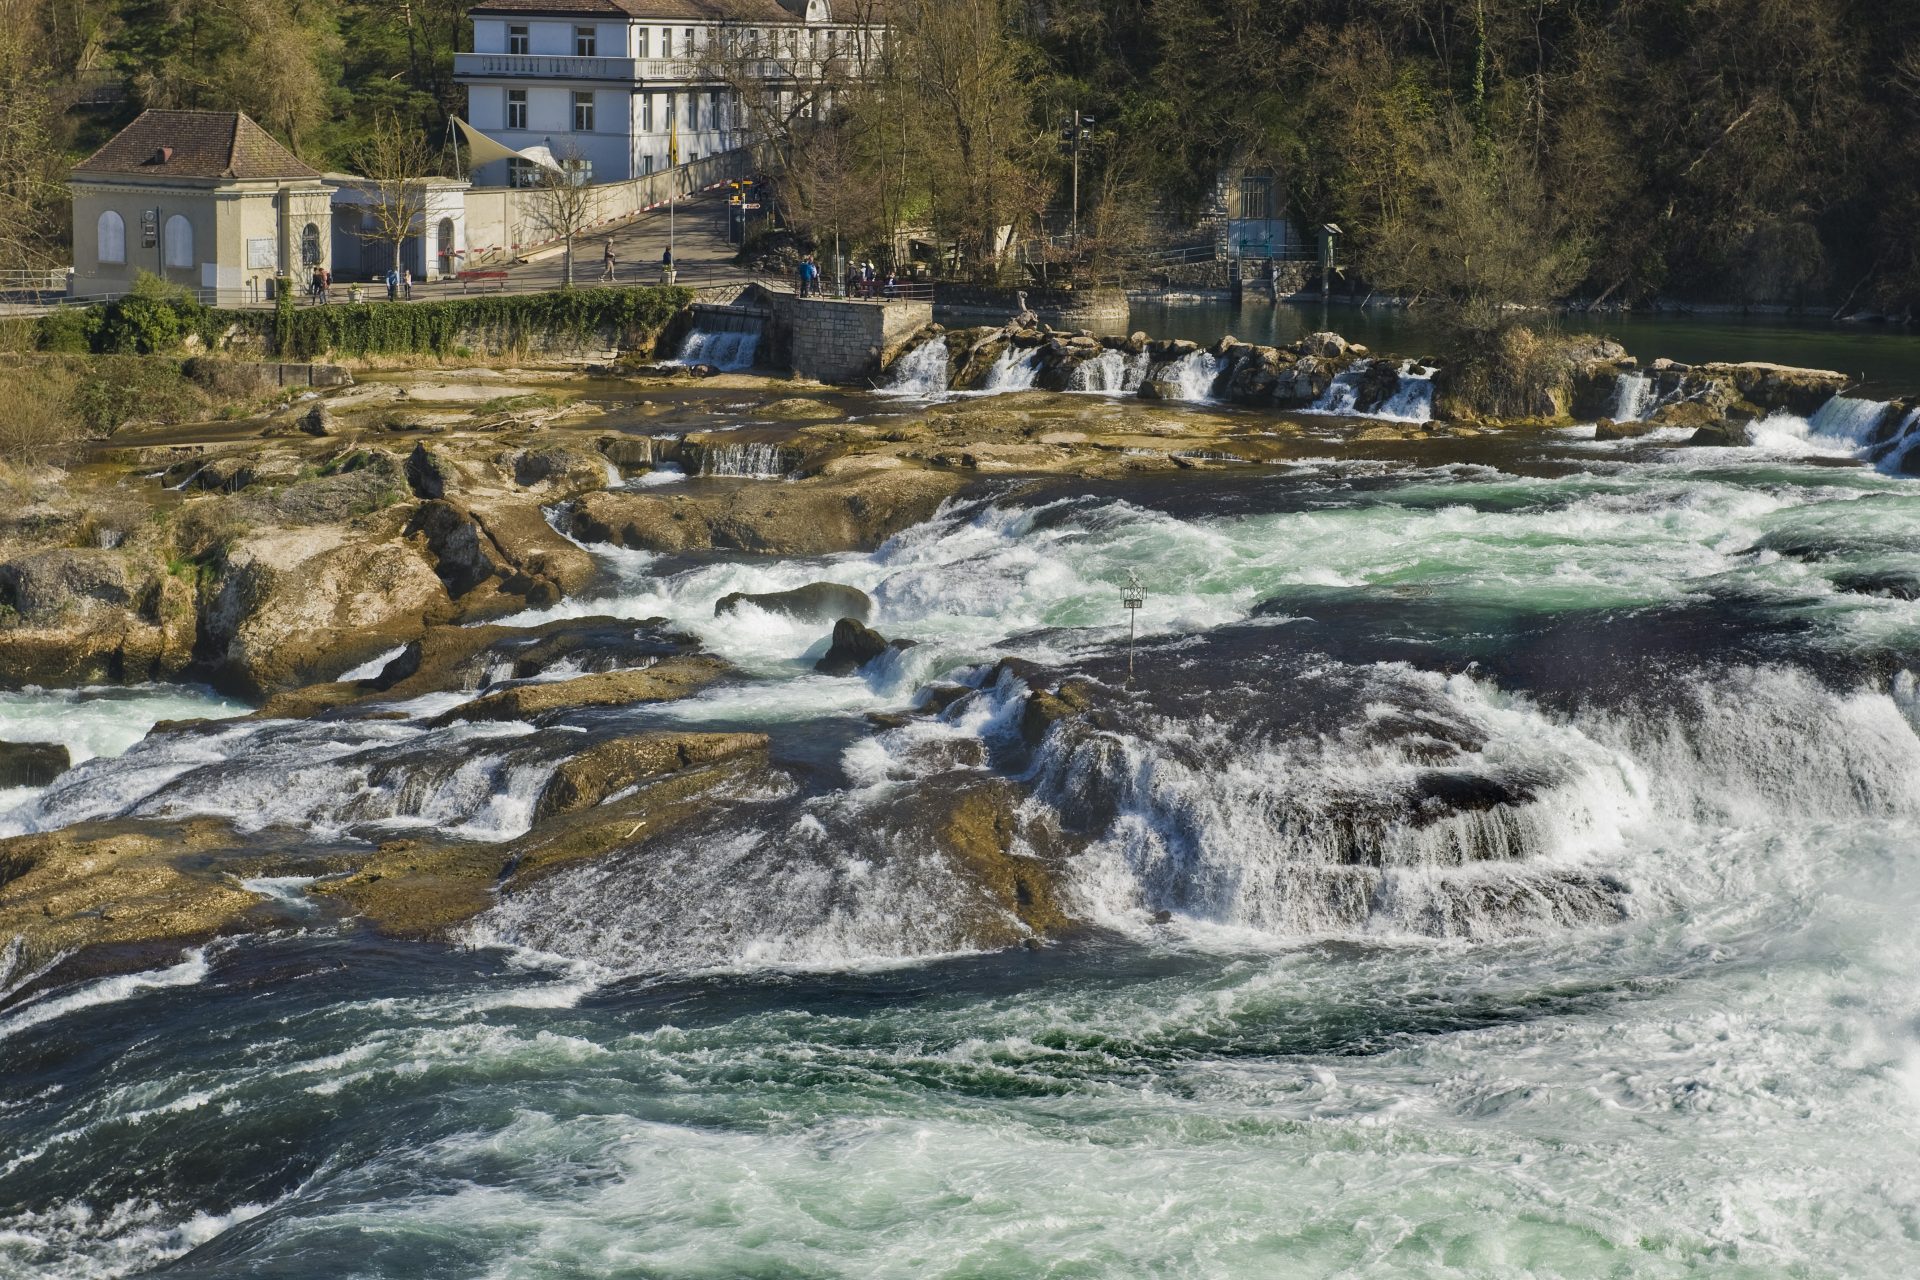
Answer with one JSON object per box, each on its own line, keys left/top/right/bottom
{"left": 2, "top": 433, "right": 1919, "bottom": 1277}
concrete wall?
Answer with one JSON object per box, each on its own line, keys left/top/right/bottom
{"left": 769, "top": 294, "right": 931, "bottom": 384}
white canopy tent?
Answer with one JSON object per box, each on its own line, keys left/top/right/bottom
{"left": 452, "top": 118, "right": 564, "bottom": 179}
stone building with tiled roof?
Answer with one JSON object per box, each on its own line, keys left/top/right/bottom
{"left": 68, "top": 110, "right": 335, "bottom": 304}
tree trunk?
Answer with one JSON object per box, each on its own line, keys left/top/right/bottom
{"left": 564, "top": 234, "right": 574, "bottom": 288}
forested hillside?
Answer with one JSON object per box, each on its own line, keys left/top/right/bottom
{"left": 8, "top": 0, "right": 1920, "bottom": 310}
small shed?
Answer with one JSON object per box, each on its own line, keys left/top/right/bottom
{"left": 68, "top": 110, "right": 334, "bottom": 305}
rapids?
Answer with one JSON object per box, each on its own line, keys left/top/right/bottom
{"left": 4, "top": 407, "right": 1920, "bottom": 1277}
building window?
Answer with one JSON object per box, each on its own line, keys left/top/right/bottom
{"left": 710, "top": 90, "right": 724, "bottom": 131}
{"left": 640, "top": 93, "right": 653, "bottom": 131}
{"left": 509, "top": 158, "right": 540, "bottom": 188}
{"left": 508, "top": 24, "right": 529, "bottom": 54}
{"left": 642, "top": 154, "right": 653, "bottom": 175}
{"left": 687, "top": 92, "right": 699, "bottom": 131}
{"left": 573, "top": 90, "right": 595, "bottom": 131}
{"left": 300, "top": 222, "right": 322, "bottom": 266}
{"left": 565, "top": 157, "right": 593, "bottom": 185}
{"left": 574, "top": 26, "right": 596, "bottom": 56}
{"left": 1238, "top": 175, "right": 1273, "bottom": 222}
{"left": 97, "top": 210, "right": 125, "bottom": 265}
{"left": 661, "top": 27, "right": 672, "bottom": 57}
{"left": 683, "top": 27, "right": 695, "bottom": 54}
{"left": 506, "top": 89, "right": 527, "bottom": 129}
{"left": 163, "top": 214, "right": 193, "bottom": 269}
{"left": 637, "top": 27, "right": 649, "bottom": 57}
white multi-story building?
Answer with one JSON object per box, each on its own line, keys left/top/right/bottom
{"left": 456, "top": 0, "right": 885, "bottom": 189}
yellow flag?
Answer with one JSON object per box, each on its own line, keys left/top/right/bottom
{"left": 668, "top": 101, "right": 679, "bottom": 168}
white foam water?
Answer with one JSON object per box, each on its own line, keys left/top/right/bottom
{"left": 671, "top": 326, "right": 760, "bottom": 371}
{"left": 1067, "top": 349, "right": 1151, "bottom": 394}
{"left": 698, "top": 442, "right": 797, "bottom": 478}
{"left": 979, "top": 346, "right": 1042, "bottom": 392}
{"left": 1158, "top": 349, "right": 1219, "bottom": 402}
{"left": 1303, "top": 360, "right": 1437, "bottom": 423}
{"left": 880, "top": 338, "right": 952, "bottom": 399}
{"left": 1611, "top": 371, "right": 1656, "bottom": 421}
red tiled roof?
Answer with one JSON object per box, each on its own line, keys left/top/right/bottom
{"left": 71, "top": 110, "right": 321, "bottom": 181}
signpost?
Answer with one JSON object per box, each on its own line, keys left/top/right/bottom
{"left": 1123, "top": 572, "right": 1143, "bottom": 681}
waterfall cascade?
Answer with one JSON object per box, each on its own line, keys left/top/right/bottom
{"left": 980, "top": 346, "right": 1043, "bottom": 392}
{"left": 1068, "top": 349, "right": 1152, "bottom": 394}
{"left": 697, "top": 441, "right": 800, "bottom": 478}
{"left": 1377, "top": 363, "right": 1438, "bottom": 422}
{"left": 1306, "top": 360, "right": 1437, "bottom": 423}
{"left": 1807, "top": 395, "right": 1898, "bottom": 447}
{"left": 1158, "top": 350, "right": 1220, "bottom": 403}
{"left": 673, "top": 328, "right": 760, "bottom": 371}
{"left": 1611, "top": 372, "right": 1658, "bottom": 421}
{"left": 882, "top": 338, "right": 952, "bottom": 398}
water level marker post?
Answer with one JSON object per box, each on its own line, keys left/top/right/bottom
{"left": 1123, "top": 573, "right": 1144, "bottom": 682}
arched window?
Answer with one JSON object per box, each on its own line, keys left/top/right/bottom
{"left": 97, "top": 210, "right": 125, "bottom": 265}
{"left": 301, "top": 222, "right": 322, "bottom": 267}
{"left": 163, "top": 214, "right": 193, "bottom": 269}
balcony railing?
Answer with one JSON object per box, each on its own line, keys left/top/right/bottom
{"left": 455, "top": 52, "right": 839, "bottom": 83}
{"left": 456, "top": 53, "right": 650, "bottom": 81}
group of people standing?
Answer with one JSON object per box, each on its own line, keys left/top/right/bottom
{"left": 306, "top": 264, "right": 414, "bottom": 304}
{"left": 795, "top": 256, "right": 900, "bottom": 300}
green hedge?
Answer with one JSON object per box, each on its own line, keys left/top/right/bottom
{"left": 37, "top": 284, "right": 693, "bottom": 361}
{"left": 260, "top": 286, "right": 692, "bottom": 360}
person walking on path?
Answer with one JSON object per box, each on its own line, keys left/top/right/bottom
{"left": 601, "top": 239, "right": 618, "bottom": 284}
{"left": 321, "top": 266, "right": 332, "bottom": 302}
{"left": 385, "top": 267, "right": 398, "bottom": 302}
{"left": 402, "top": 267, "right": 414, "bottom": 301}
{"left": 660, "top": 245, "right": 675, "bottom": 285}
{"left": 309, "top": 265, "right": 324, "bottom": 305}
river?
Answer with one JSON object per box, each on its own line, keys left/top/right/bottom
{"left": 2, "top": 368, "right": 1919, "bottom": 1277}
{"left": 1128, "top": 300, "right": 1920, "bottom": 396}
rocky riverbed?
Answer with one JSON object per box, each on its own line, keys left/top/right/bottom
{"left": 2, "top": 327, "right": 1917, "bottom": 995}
{"left": 4, "top": 325, "right": 1920, "bottom": 1276}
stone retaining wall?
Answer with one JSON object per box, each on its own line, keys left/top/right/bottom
{"left": 768, "top": 296, "right": 932, "bottom": 384}
{"left": 932, "top": 284, "right": 1128, "bottom": 330}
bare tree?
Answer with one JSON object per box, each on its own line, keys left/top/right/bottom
{"left": 356, "top": 112, "right": 437, "bottom": 275}
{"left": 525, "top": 142, "right": 600, "bottom": 288}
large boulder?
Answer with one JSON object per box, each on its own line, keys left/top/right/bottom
{"left": 436, "top": 655, "right": 727, "bottom": 723}
{"left": 568, "top": 464, "right": 966, "bottom": 555}
{"left": 1299, "top": 331, "right": 1349, "bottom": 359}
{"left": 0, "top": 741, "right": 70, "bottom": 788}
{"left": 533, "top": 731, "right": 768, "bottom": 820}
{"left": 0, "top": 550, "right": 196, "bottom": 688}
{"left": 201, "top": 516, "right": 455, "bottom": 696}
{"left": 406, "top": 498, "right": 596, "bottom": 619}
{"left": 715, "top": 582, "right": 872, "bottom": 625}
{"left": 814, "top": 617, "right": 895, "bottom": 675}
{"left": 1699, "top": 362, "right": 1848, "bottom": 417}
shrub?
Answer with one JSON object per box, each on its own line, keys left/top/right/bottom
{"left": 36, "top": 307, "right": 100, "bottom": 354}
{"left": 68, "top": 357, "right": 203, "bottom": 437}
{"left": 183, "top": 356, "right": 275, "bottom": 399}
{"left": 0, "top": 365, "right": 81, "bottom": 463}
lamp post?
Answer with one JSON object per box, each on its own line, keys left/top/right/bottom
{"left": 1122, "top": 571, "right": 1143, "bottom": 681}
{"left": 1061, "top": 111, "right": 1095, "bottom": 248}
